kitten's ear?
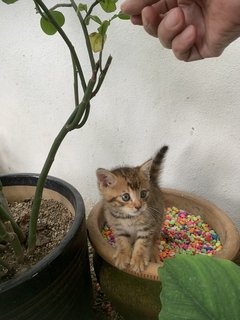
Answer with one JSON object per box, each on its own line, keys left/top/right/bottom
{"left": 139, "top": 159, "right": 152, "bottom": 178}
{"left": 96, "top": 168, "right": 117, "bottom": 188}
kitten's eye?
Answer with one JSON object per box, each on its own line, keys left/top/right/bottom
{"left": 122, "top": 193, "right": 130, "bottom": 202}
{"left": 140, "top": 190, "right": 147, "bottom": 198}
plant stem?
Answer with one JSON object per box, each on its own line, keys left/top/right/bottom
{"left": 0, "top": 220, "right": 11, "bottom": 243}
{"left": 70, "top": 0, "right": 96, "bottom": 72}
{"left": 27, "top": 76, "right": 97, "bottom": 252}
{"left": 67, "top": 74, "right": 97, "bottom": 130}
{"left": 72, "top": 55, "right": 79, "bottom": 107}
{"left": 76, "top": 105, "right": 90, "bottom": 129}
{"left": 50, "top": 3, "right": 72, "bottom": 11}
{"left": 0, "top": 205, "right": 25, "bottom": 243}
{"left": 27, "top": 0, "right": 113, "bottom": 252}
{"left": 76, "top": 56, "right": 113, "bottom": 129}
{"left": 5, "top": 221, "right": 24, "bottom": 263}
{"left": 85, "top": 0, "right": 100, "bottom": 21}
{"left": 34, "top": 0, "right": 87, "bottom": 91}
{"left": 27, "top": 0, "right": 96, "bottom": 252}
{"left": 27, "top": 125, "right": 69, "bottom": 252}
{"left": 0, "top": 221, "right": 24, "bottom": 263}
{"left": 69, "top": 1, "right": 96, "bottom": 124}
{"left": 0, "top": 179, "right": 25, "bottom": 242}
{"left": 91, "top": 55, "right": 112, "bottom": 98}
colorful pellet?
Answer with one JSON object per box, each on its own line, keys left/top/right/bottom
{"left": 101, "top": 206, "right": 222, "bottom": 261}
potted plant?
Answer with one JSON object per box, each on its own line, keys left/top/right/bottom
{"left": 158, "top": 253, "right": 240, "bottom": 320}
{"left": 0, "top": 1, "right": 129, "bottom": 319}
{"left": 87, "top": 188, "right": 240, "bottom": 320}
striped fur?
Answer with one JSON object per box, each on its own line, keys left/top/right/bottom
{"left": 96, "top": 146, "right": 168, "bottom": 273}
{"left": 150, "top": 145, "right": 168, "bottom": 185}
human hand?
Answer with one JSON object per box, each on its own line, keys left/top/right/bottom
{"left": 121, "top": 0, "right": 240, "bottom": 61}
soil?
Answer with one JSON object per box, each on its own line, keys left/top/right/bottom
{"left": 0, "top": 198, "right": 122, "bottom": 319}
{"left": 0, "top": 198, "right": 73, "bottom": 281}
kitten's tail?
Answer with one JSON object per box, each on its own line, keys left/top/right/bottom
{"left": 150, "top": 145, "right": 168, "bottom": 185}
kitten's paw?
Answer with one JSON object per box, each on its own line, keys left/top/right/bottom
{"left": 151, "top": 246, "right": 161, "bottom": 263}
{"left": 114, "top": 252, "right": 131, "bottom": 270}
{"left": 130, "top": 255, "right": 149, "bottom": 273}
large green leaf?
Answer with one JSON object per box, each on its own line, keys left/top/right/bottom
{"left": 100, "top": 0, "right": 116, "bottom": 13}
{"left": 1, "top": 0, "right": 18, "bottom": 3}
{"left": 158, "top": 255, "right": 240, "bottom": 320}
{"left": 40, "top": 10, "right": 65, "bottom": 36}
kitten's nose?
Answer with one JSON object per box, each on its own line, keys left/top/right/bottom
{"left": 134, "top": 202, "right": 142, "bottom": 210}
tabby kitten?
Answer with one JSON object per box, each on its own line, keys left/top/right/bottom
{"left": 96, "top": 146, "right": 168, "bottom": 273}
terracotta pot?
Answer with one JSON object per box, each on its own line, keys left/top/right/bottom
{"left": 87, "top": 188, "right": 240, "bottom": 320}
{"left": 0, "top": 174, "right": 93, "bottom": 320}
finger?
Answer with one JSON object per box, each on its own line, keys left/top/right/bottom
{"left": 158, "top": 7, "right": 186, "bottom": 48}
{"left": 130, "top": 15, "right": 143, "bottom": 25}
{"left": 142, "top": 6, "right": 162, "bottom": 37}
{"left": 121, "top": 0, "right": 160, "bottom": 15}
{"left": 171, "top": 25, "right": 201, "bottom": 61}
{"left": 153, "top": 0, "right": 178, "bottom": 14}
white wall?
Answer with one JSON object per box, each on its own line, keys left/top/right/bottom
{"left": 0, "top": 1, "right": 240, "bottom": 230}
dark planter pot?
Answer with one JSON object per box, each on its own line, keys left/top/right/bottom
{"left": 0, "top": 174, "right": 93, "bottom": 320}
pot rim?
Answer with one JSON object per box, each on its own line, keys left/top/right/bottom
{"left": 0, "top": 173, "right": 85, "bottom": 292}
{"left": 87, "top": 188, "right": 240, "bottom": 281}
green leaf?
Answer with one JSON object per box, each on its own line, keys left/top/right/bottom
{"left": 1, "top": 0, "right": 18, "bottom": 3}
{"left": 89, "top": 32, "right": 106, "bottom": 53}
{"left": 158, "top": 255, "right": 240, "bottom": 320}
{"left": 98, "top": 20, "right": 110, "bottom": 37}
{"left": 40, "top": 11, "right": 65, "bottom": 36}
{"left": 89, "top": 15, "right": 102, "bottom": 25}
{"left": 100, "top": 0, "right": 117, "bottom": 13}
{"left": 117, "top": 12, "right": 130, "bottom": 20}
{"left": 110, "top": 11, "right": 130, "bottom": 22}
{"left": 78, "top": 3, "right": 87, "bottom": 12}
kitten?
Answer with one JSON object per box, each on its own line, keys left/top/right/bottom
{"left": 96, "top": 146, "right": 168, "bottom": 273}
